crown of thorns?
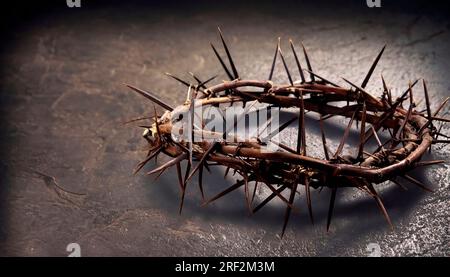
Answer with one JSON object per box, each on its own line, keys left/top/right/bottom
{"left": 125, "top": 28, "right": 449, "bottom": 236}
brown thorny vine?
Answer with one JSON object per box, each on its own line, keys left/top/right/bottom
{"left": 125, "top": 28, "right": 450, "bottom": 236}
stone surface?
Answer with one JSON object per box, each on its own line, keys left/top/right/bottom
{"left": 0, "top": 1, "right": 449, "bottom": 256}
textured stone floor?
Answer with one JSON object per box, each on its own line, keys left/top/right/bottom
{"left": 0, "top": 1, "right": 449, "bottom": 256}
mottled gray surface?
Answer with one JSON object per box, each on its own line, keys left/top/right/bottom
{"left": 0, "top": 1, "right": 449, "bottom": 256}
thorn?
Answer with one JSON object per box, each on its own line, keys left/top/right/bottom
{"left": 253, "top": 185, "right": 287, "bottom": 213}
{"left": 186, "top": 142, "right": 218, "bottom": 182}
{"left": 210, "top": 43, "right": 234, "bottom": 80}
{"left": 133, "top": 147, "right": 162, "bottom": 175}
{"left": 179, "top": 161, "right": 192, "bottom": 214}
{"left": 415, "top": 160, "right": 446, "bottom": 167}
{"left": 176, "top": 162, "right": 183, "bottom": 190}
{"left": 361, "top": 45, "right": 386, "bottom": 89}
{"left": 341, "top": 78, "right": 378, "bottom": 104}
{"left": 278, "top": 45, "right": 294, "bottom": 86}
{"left": 304, "top": 177, "right": 314, "bottom": 224}
{"left": 381, "top": 75, "right": 392, "bottom": 106}
{"left": 367, "top": 184, "right": 393, "bottom": 228}
{"left": 301, "top": 43, "right": 315, "bottom": 82}
{"left": 281, "top": 183, "right": 297, "bottom": 237}
{"left": 189, "top": 72, "right": 217, "bottom": 89}
{"left": 333, "top": 108, "right": 358, "bottom": 158}
{"left": 304, "top": 69, "right": 339, "bottom": 87}
{"left": 401, "top": 175, "right": 434, "bottom": 192}
{"left": 165, "top": 72, "right": 191, "bottom": 87}
{"left": 326, "top": 185, "right": 337, "bottom": 232}
{"left": 198, "top": 165, "right": 205, "bottom": 201}
{"left": 147, "top": 153, "right": 187, "bottom": 175}
{"left": 263, "top": 182, "right": 296, "bottom": 210}
{"left": 357, "top": 102, "right": 367, "bottom": 160}
{"left": 251, "top": 181, "right": 258, "bottom": 205}
{"left": 390, "top": 178, "right": 408, "bottom": 191}
{"left": 371, "top": 126, "right": 385, "bottom": 150}
{"left": 418, "top": 97, "right": 450, "bottom": 134}
{"left": 125, "top": 84, "right": 174, "bottom": 111}
{"left": 244, "top": 176, "right": 251, "bottom": 213}
{"left": 268, "top": 38, "right": 280, "bottom": 81}
{"left": 218, "top": 27, "right": 239, "bottom": 79}
{"left": 202, "top": 178, "right": 246, "bottom": 206}
{"left": 300, "top": 91, "right": 306, "bottom": 155}
{"left": 423, "top": 80, "right": 432, "bottom": 124}
{"left": 395, "top": 83, "right": 414, "bottom": 145}
{"left": 319, "top": 115, "right": 330, "bottom": 160}
{"left": 289, "top": 39, "right": 305, "bottom": 83}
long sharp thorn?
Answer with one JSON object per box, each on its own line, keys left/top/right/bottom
{"left": 147, "top": 153, "right": 187, "bottom": 175}
{"left": 300, "top": 91, "right": 306, "bottom": 155}
{"left": 188, "top": 72, "right": 204, "bottom": 87}
{"left": 251, "top": 181, "right": 258, "bottom": 205}
{"left": 278, "top": 45, "right": 294, "bottom": 86}
{"left": 125, "top": 84, "right": 173, "bottom": 111}
{"left": 186, "top": 142, "right": 217, "bottom": 182}
{"left": 367, "top": 184, "right": 393, "bottom": 229}
{"left": 402, "top": 175, "right": 434, "bottom": 192}
{"left": 202, "top": 179, "right": 246, "bottom": 206}
{"left": 419, "top": 97, "right": 450, "bottom": 133}
{"left": 433, "top": 97, "right": 450, "bottom": 117}
{"left": 371, "top": 126, "right": 384, "bottom": 150}
{"left": 434, "top": 139, "right": 450, "bottom": 143}
{"left": 395, "top": 83, "right": 414, "bottom": 146}
{"left": 381, "top": 75, "right": 392, "bottom": 106}
{"left": 334, "top": 109, "right": 358, "bottom": 159}
{"left": 199, "top": 75, "right": 217, "bottom": 88}
{"left": 165, "top": 72, "right": 191, "bottom": 87}
{"left": 269, "top": 38, "right": 280, "bottom": 81}
{"left": 342, "top": 78, "right": 378, "bottom": 104}
{"left": 198, "top": 165, "right": 205, "bottom": 201}
{"left": 415, "top": 160, "right": 446, "bottom": 167}
{"left": 244, "top": 176, "right": 251, "bottom": 213}
{"left": 176, "top": 162, "right": 183, "bottom": 190}
{"left": 357, "top": 102, "right": 367, "bottom": 160}
{"left": 361, "top": 45, "right": 386, "bottom": 89}
{"left": 326, "top": 186, "right": 337, "bottom": 232}
{"left": 263, "top": 182, "right": 296, "bottom": 210}
{"left": 431, "top": 116, "right": 450, "bottom": 123}
{"left": 253, "top": 185, "right": 287, "bottom": 213}
{"left": 133, "top": 147, "right": 162, "bottom": 175}
{"left": 281, "top": 183, "right": 297, "bottom": 237}
{"left": 319, "top": 115, "right": 330, "bottom": 160}
{"left": 211, "top": 43, "right": 234, "bottom": 80}
{"left": 305, "top": 177, "right": 314, "bottom": 224}
{"left": 304, "top": 69, "right": 339, "bottom": 87}
{"left": 301, "top": 43, "right": 315, "bottom": 82}
{"left": 289, "top": 39, "right": 305, "bottom": 83}
{"left": 390, "top": 178, "right": 408, "bottom": 191}
{"left": 179, "top": 161, "right": 191, "bottom": 214}
{"left": 218, "top": 27, "right": 239, "bottom": 79}
{"left": 423, "top": 80, "right": 432, "bottom": 123}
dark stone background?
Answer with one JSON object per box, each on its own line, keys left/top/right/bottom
{"left": 0, "top": 0, "right": 449, "bottom": 256}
